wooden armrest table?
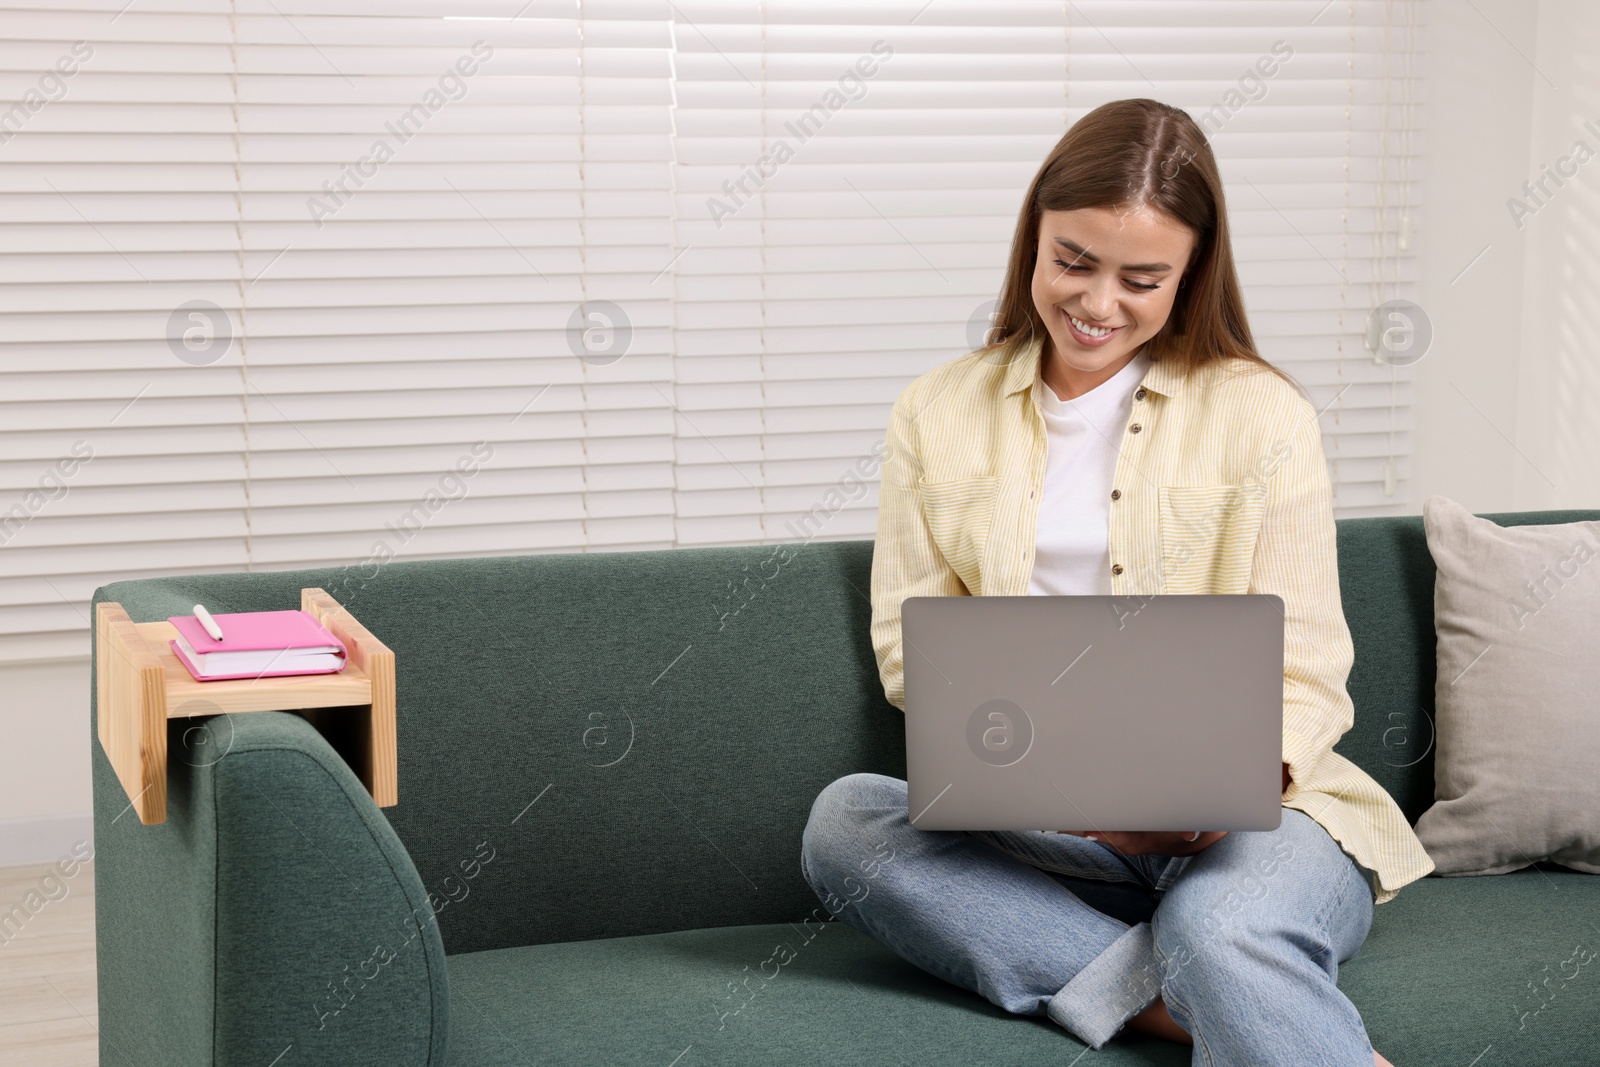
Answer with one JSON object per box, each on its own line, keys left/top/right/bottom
{"left": 94, "top": 587, "right": 397, "bottom": 825}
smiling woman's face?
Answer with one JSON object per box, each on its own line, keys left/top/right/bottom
{"left": 1030, "top": 203, "right": 1196, "bottom": 399}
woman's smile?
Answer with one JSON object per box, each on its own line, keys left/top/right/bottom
{"left": 1063, "top": 309, "right": 1124, "bottom": 346}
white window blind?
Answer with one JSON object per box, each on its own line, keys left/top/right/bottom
{"left": 1, "top": 0, "right": 679, "bottom": 663}
{"left": 1, "top": 0, "right": 1424, "bottom": 664}
{"left": 669, "top": 0, "right": 1426, "bottom": 548}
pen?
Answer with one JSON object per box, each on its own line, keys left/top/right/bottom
{"left": 193, "top": 604, "right": 225, "bottom": 642}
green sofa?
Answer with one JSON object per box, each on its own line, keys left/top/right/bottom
{"left": 90, "top": 509, "right": 1600, "bottom": 1065}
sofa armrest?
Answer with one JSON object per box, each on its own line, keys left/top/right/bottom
{"left": 93, "top": 708, "right": 450, "bottom": 1066}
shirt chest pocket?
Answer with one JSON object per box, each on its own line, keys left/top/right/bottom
{"left": 1158, "top": 483, "right": 1268, "bottom": 594}
{"left": 918, "top": 475, "right": 1000, "bottom": 593}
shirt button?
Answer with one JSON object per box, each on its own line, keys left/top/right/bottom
{"left": 1129, "top": 423, "right": 1142, "bottom": 434}
{"left": 1111, "top": 563, "right": 1124, "bottom": 575}
{"left": 1110, "top": 488, "right": 1121, "bottom": 500}
{"left": 1135, "top": 387, "right": 1147, "bottom": 400}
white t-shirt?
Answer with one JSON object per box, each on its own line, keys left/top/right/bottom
{"left": 1026, "top": 350, "right": 1150, "bottom": 596}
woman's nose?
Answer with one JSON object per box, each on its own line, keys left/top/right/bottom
{"left": 1078, "top": 277, "right": 1118, "bottom": 321}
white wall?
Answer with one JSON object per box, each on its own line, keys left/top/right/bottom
{"left": 5, "top": 0, "right": 1599, "bottom": 866}
{"left": 1514, "top": 0, "right": 1600, "bottom": 510}
{"left": 0, "top": 658, "right": 91, "bottom": 865}
{"left": 1410, "top": 0, "right": 1535, "bottom": 511}
{"left": 1412, "top": 0, "right": 1600, "bottom": 512}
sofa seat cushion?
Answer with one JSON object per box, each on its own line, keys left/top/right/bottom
{"left": 1337, "top": 863, "right": 1599, "bottom": 1063}
{"left": 444, "top": 866, "right": 1597, "bottom": 1066}
{"left": 445, "top": 920, "right": 1179, "bottom": 1066}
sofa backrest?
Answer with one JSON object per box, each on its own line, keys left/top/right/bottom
{"left": 93, "top": 507, "right": 1600, "bottom": 954}
{"left": 95, "top": 542, "right": 903, "bottom": 955}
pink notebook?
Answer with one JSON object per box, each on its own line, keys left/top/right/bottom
{"left": 168, "top": 610, "right": 347, "bottom": 682}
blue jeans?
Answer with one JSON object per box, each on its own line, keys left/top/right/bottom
{"left": 800, "top": 772, "right": 1378, "bottom": 1064}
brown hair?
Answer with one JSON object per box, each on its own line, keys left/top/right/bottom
{"left": 982, "top": 98, "right": 1301, "bottom": 394}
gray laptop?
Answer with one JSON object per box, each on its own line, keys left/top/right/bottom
{"left": 902, "top": 594, "right": 1285, "bottom": 833}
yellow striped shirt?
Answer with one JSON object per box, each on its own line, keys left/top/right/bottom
{"left": 870, "top": 332, "right": 1434, "bottom": 905}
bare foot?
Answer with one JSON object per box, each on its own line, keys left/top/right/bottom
{"left": 1122, "top": 997, "right": 1394, "bottom": 1065}
{"left": 1122, "top": 995, "right": 1193, "bottom": 1046}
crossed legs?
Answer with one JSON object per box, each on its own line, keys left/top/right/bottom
{"left": 801, "top": 772, "right": 1381, "bottom": 1065}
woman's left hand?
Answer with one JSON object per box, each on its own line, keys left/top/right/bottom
{"left": 1054, "top": 829, "right": 1228, "bottom": 856}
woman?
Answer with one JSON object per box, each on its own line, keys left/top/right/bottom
{"left": 799, "top": 99, "right": 1433, "bottom": 1065}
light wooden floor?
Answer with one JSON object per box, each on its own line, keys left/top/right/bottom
{"left": 0, "top": 860, "right": 98, "bottom": 1066}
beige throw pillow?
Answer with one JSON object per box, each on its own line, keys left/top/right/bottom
{"left": 1414, "top": 494, "right": 1600, "bottom": 876}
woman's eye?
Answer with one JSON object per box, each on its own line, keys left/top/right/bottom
{"left": 1053, "top": 258, "right": 1162, "bottom": 292}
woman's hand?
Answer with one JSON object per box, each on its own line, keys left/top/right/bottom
{"left": 1054, "top": 764, "right": 1290, "bottom": 856}
{"left": 1054, "top": 829, "right": 1228, "bottom": 856}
